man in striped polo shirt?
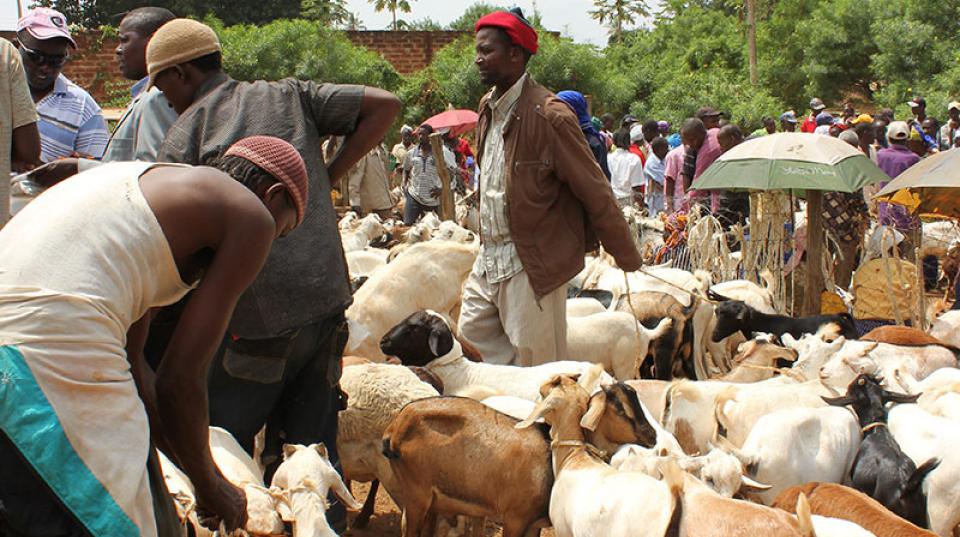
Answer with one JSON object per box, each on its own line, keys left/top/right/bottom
{"left": 17, "top": 8, "right": 109, "bottom": 162}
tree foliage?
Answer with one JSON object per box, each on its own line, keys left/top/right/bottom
{"left": 210, "top": 18, "right": 401, "bottom": 90}
{"left": 368, "top": 0, "right": 413, "bottom": 31}
{"left": 589, "top": 0, "right": 650, "bottom": 44}
{"left": 447, "top": 2, "right": 505, "bottom": 31}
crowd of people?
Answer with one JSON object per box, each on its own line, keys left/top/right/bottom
{"left": 0, "top": 4, "right": 950, "bottom": 537}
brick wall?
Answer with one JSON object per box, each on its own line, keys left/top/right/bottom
{"left": 1, "top": 29, "right": 470, "bottom": 103}
{"left": 344, "top": 30, "right": 469, "bottom": 74}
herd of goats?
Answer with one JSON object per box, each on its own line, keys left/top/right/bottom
{"left": 157, "top": 209, "right": 960, "bottom": 537}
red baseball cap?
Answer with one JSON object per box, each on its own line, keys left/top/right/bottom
{"left": 17, "top": 7, "right": 77, "bottom": 49}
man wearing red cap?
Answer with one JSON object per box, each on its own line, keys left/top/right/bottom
{"left": 460, "top": 9, "right": 642, "bottom": 367}
{"left": 0, "top": 136, "right": 307, "bottom": 536}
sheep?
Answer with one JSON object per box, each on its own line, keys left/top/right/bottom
{"left": 433, "top": 220, "right": 476, "bottom": 243}
{"left": 816, "top": 340, "right": 957, "bottom": 393}
{"left": 889, "top": 404, "right": 960, "bottom": 536}
{"left": 340, "top": 213, "right": 386, "bottom": 253}
{"left": 383, "top": 373, "right": 660, "bottom": 537}
{"left": 610, "top": 444, "right": 771, "bottom": 499}
{"left": 929, "top": 310, "right": 960, "bottom": 349}
{"left": 270, "top": 443, "right": 362, "bottom": 537}
{"left": 712, "top": 299, "right": 858, "bottom": 342}
{"left": 623, "top": 379, "right": 670, "bottom": 422}
{"left": 565, "top": 297, "right": 607, "bottom": 318}
{"left": 774, "top": 482, "right": 939, "bottom": 537}
{"left": 337, "top": 362, "right": 439, "bottom": 526}
{"left": 810, "top": 515, "right": 879, "bottom": 537}
{"left": 379, "top": 310, "right": 616, "bottom": 402}
{"left": 566, "top": 311, "right": 673, "bottom": 379}
{"left": 714, "top": 380, "right": 837, "bottom": 448}
{"left": 345, "top": 248, "right": 388, "bottom": 278}
{"left": 713, "top": 406, "right": 861, "bottom": 505}
{"left": 517, "top": 374, "right": 815, "bottom": 537}
{"left": 615, "top": 291, "right": 698, "bottom": 380}
{"left": 719, "top": 337, "right": 799, "bottom": 383}
{"left": 823, "top": 374, "right": 940, "bottom": 528}
{"left": 345, "top": 240, "right": 478, "bottom": 362}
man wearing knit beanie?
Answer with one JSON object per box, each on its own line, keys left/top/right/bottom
{"left": 0, "top": 136, "right": 308, "bottom": 536}
{"left": 147, "top": 18, "right": 400, "bottom": 531}
{"left": 460, "top": 9, "right": 641, "bottom": 367}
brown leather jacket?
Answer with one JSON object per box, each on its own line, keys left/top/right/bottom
{"left": 476, "top": 76, "right": 642, "bottom": 297}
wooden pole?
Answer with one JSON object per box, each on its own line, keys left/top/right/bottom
{"left": 428, "top": 133, "right": 454, "bottom": 221}
{"left": 802, "top": 191, "right": 825, "bottom": 315}
{"left": 746, "top": 0, "right": 758, "bottom": 86}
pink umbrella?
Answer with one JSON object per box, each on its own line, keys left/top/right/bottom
{"left": 423, "top": 109, "right": 479, "bottom": 137}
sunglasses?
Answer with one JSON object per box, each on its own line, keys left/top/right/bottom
{"left": 19, "top": 44, "right": 68, "bottom": 68}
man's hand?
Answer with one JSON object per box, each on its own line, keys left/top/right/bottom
{"left": 20, "top": 159, "right": 80, "bottom": 188}
{"left": 196, "top": 478, "right": 247, "bottom": 531}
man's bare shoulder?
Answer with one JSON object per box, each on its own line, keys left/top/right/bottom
{"left": 140, "top": 164, "right": 274, "bottom": 233}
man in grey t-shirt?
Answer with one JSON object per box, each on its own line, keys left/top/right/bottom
{"left": 148, "top": 18, "right": 400, "bottom": 531}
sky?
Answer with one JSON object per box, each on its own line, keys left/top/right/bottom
{"left": 0, "top": 0, "right": 26, "bottom": 31}
{"left": 343, "top": 0, "right": 622, "bottom": 46}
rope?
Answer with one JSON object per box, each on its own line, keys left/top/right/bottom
{"left": 861, "top": 422, "right": 888, "bottom": 433}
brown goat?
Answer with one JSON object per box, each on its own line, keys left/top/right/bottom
{"left": 382, "top": 382, "right": 658, "bottom": 537}
{"left": 615, "top": 291, "right": 698, "bottom": 380}
{"left": 773, "top": 482, "right": 939, "bottom": 537}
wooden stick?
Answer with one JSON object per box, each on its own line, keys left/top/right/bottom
{"left": 428, "top": 133, "right": 454, "bottom": 221}
{"left": 803, "top": 191, "right": 825, "bottom": 315}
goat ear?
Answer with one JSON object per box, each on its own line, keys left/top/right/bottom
{"left": 428, "top": 324, "right": 454, "bottom": 357}
{"left": 282, "top": 444, "right": 299, "bottom": 460}
{"left": 516, "top": 395, "right": 556, "bottom": 429}
{"left": 735, "top": 304, "right": 748, "bottom": 321}
{"left": 882, "top": 389, "right": 920, "bottom": 404}
{"left": 580, "top": 391, "right": 607, "bottom": 431}
{"left": 740, "top": 475, "right": 773, "bottom": 493}
{"left": 312, "top": 443, "right": 328, "bottom": 460}
{"left": 905, "top": 458, "right": 941, "bottom": 492}
{"left": 577, "top": 364, "right": 605, "bottom": 393}
{"left": 821, "top": 394, "right": 855, "bottom": 407}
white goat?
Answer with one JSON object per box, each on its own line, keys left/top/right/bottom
{"left": 340, "top": 213, "right": 385, "bottom": 253}
{"left": 271, "top": 443, "right": 362, "bottom": 537}
{"left": 889, "top": 404, "right": 960, "bottom": 536}
{"left": 566, "top": 312, "right": 673, "bottom": 379}
{"left": 346, "top": 240, "right": 477, "bottom": 362}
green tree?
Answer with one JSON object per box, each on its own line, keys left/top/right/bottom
{"left": 368, "top": 0, "right": 413, "bottom": 31}
{"left": 589, "top": 0, "right": 650, "bottom": 43}
{"left": 301, "top": 0, "right": 349, "bottom": 26}
{"left": 448, "top": 2, "right": 505, "bottom": 30}
{"left": 397, "top": 17, "right": 442, "bottom": 30}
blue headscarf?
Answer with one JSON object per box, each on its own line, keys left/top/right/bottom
{"left": 556, "top": 90, "right": 599, "bottom": 137}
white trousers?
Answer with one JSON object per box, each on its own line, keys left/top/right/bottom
{"left": 458, "top": 268, "right": 567, "bottom": 366}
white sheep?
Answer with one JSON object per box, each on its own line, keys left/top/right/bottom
{"left": 337, "top": 362, "right": 439, "bottom": 510}
{"left": 345, "top": 240, "right": 478, "bottom": 362}
{"left": 566, "top": 311, "right": 672, "bottom": 380}
{"left": 566, "top": 297, "right": 607, "bottom": 318}
{"left": 381, "top": 310, "right": 616, "bottom": 402}
{"left": 715, "top": 406, "right": 861, "bottom": 505}
{"left": 340, "top": 213, "right": 385, "bottom": 253}
{"left": 344, "top": 248, "right": 388, "bottom": 279}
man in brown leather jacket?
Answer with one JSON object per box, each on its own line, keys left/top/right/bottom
{"left": 459, "top": 8, "right": 642, "bottom": 367}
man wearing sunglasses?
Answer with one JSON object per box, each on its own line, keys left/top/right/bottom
{"left": 17, "top": 8, "right": 109, "bottom": 163}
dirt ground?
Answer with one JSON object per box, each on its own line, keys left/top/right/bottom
{"left": 344, "top": 482, "right": 555, "bottom": 537}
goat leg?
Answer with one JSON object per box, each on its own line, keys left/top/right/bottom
{"left": 352, "top": 479, "right": 379, "bottom": 529}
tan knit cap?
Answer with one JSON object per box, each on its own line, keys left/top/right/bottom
{"left": 146, "top": 18, "right": 221, "bottom": 87}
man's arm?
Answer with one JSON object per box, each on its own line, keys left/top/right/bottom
{"left": 549, "top": 102, "right": 642, "bottom": 271}
{"left": 154, "top": 188, "right": 275, "bottom": 531}
{"left": 74, "top": 103, "right": 110, "bottom": 159}
{"left": 12, "top": 123, "right": 40, "bottom": 170}
{"left": 126, "top": 310, "right": 179, "bottom": 459}
{"left": 325, "top": 87, "right": 400, "bottom": 183}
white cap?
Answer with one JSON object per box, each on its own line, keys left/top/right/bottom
{"left": 630, "top": 123, "right": 644, "bottom": 142}
{"left": 949, "top": 101, "right": 960, "bottom": 112}
{"left": 886, "top": 121, "right": 910, "bottom": 141}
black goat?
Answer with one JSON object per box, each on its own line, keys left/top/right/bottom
{"left": 823, "top": 374, "right": 940, "bottom": 528}
{"left": 709, "top": 292, "right": 858, "bottom": 342}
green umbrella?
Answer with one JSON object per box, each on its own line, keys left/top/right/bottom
{"left": 874, "top": 147, "right": 960, "bottom": 218}
{"left": 693, "top": 132, "right": 888, "bottom": 193}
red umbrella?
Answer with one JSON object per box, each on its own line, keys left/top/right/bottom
{"left": 423, "top": 109, "right": 479, "bottom": 136}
